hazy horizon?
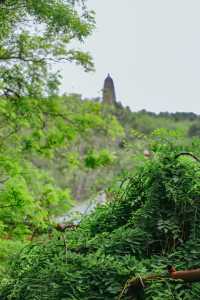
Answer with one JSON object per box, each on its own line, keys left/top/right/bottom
{"left": 56, "top": 0, "right": 200, "bottom": 114}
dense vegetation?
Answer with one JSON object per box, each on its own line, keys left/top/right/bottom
{"left": 1, "top": 131, "right": 200, "bottom": 299}
{"left": 0, "top": 0, "right": 97, "bottom": 277}
{"left": 1, "top": 0, "right": 200, "bottom": 299}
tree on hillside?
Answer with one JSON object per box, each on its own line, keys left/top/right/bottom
{"left": 0, "top": 1, "right": 126, "bottom": 272}
{"left": 0, "top": 0, "right": 95, "bottom": 97}
{"left": 0, "top": 1, "right": 97, "bottom": 249}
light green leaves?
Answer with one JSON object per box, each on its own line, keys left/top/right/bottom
{"left": 84, "top": 149, "right": 116, "bottom": 169}
{"left": 0, "top": 0, "right": 95, "bottom": 98}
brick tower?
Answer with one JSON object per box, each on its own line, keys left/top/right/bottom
{"left": 102, "top": 73, "right": 116, "bottom": 104}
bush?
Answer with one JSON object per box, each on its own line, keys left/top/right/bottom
{"left": 1, "top": 131, "right": 200, "bottom": 299}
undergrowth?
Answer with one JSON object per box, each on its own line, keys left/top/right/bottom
{"left": 1, "top": 130, "right": 200, "bottom": 299}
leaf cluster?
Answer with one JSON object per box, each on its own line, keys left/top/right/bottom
{"left": 0, "top": 0, "right": 95, "bottom": 97}
{"left": 2, "top": 131, "right": 200, "bottom": 299}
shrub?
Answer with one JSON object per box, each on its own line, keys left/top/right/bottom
{"left": 1, "top": 131, "right": 200, "bottom": 299}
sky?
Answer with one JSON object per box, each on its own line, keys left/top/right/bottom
{"left": 58, "top": 0, "right": 200, "bottom": 113}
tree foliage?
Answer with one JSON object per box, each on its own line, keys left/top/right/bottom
{"left": 0, "top": 0, "right": 95, "bottom": 97}
{"left": 1, "top": 3, "right": 200, "bottom": 295}
{"left": 1, "top": 131, "right": 200, "bottom": 299}
{"left": 0, "top": 95, "right": 124, "bottom": 250}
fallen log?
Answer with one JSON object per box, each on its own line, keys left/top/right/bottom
{"left": 168, "top": 265, "right": 200, "bottom": 282}
{"left": 118, "top": 266, "right": 200, "bottom": 299}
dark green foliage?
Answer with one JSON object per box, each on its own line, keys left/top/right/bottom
{"left": 188, "top": 122, "right": 200, "bottom": 137}
{"left": 1, "top": 132, "right": 200, "bottom": 299}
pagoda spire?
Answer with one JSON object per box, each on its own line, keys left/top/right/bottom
{"left": 102, "top": 73, "right": 116, "bottom": 104}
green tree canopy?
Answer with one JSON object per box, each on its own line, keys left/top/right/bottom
{"left": 0, "top": 1, "right": 96, "bottom": 243}
{"left": 0, "top": 0, "right": 95, "bottom": 97}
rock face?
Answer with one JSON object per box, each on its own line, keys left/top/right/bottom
{"left": 102, "top": 73, "right": 116, "bottom": 104}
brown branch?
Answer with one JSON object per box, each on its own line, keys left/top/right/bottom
{"left": 168, "top": 265, "right": 200, "bottom": 282}
{"left": 2, "top": 87, "right": 21, "bottom": 99}
{"left": 43, "top": 111, "right": 74, "bottom": 125}
{"left": 118, "top": 266, "right": 200, "bottom": 299}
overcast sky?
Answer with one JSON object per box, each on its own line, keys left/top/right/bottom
{"left": 58, "top": 0, "right": 200, "bottom": 113}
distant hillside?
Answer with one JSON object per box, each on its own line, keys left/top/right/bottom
{"left": 55, "top": 96, "right": 200, "bottom": 203}
{"left": 58, "top": 96, "right": 200, "bottom": 204}
{"left": 1, "top": 93, "right": 199, "bottom": 273}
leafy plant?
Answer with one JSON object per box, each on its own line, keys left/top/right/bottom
{"left": 1, "top": 131, "right": 200, "bottom": 299}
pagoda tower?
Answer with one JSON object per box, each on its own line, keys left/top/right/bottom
{"left": 102, "top": 73, "right": 116, "bottom": 104}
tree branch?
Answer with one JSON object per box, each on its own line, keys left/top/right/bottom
{"left": 0, "top": 55, "right": 44, "bottom": 63}
{"left": 175, "top": 152, "right": 200, "bottom": 163}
